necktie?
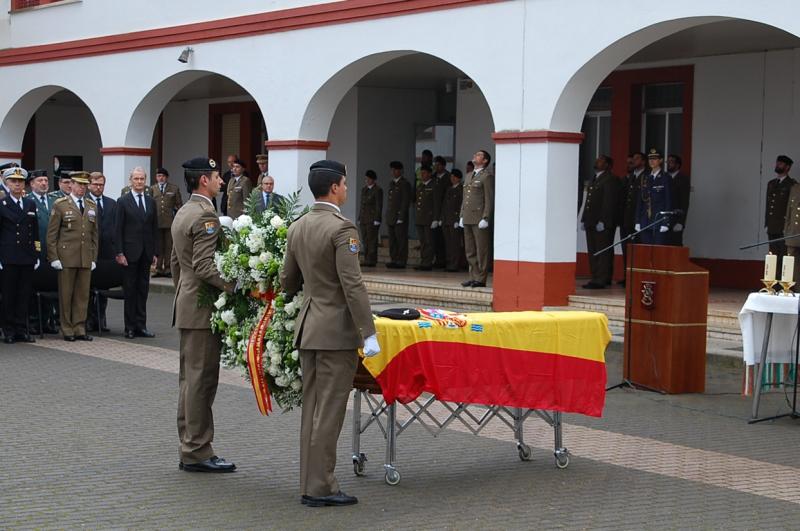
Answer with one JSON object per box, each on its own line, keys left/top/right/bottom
{"left": 137, "top": 194, "right": 145, "bottom": 213}
{"left": 160, "top": 184, "right": 165, "bottom": 194}
{"left": 96, "top": 196, "right": 103, "bottom": 217}
{"left": 78, "top": 198, "right": 84, "bottom": 214}
{"left": 265, "top": 192, "right": 270, "bottom": 205}
{"left": 40, "top": 195, "right": 47, "bottom": 210}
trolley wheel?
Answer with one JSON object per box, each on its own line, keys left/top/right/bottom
{"left": 384, "top": 468, "right": 401, "bottom": 486}
{"left": 353, "top": 453, "right": 367, "bottom": 476}
{"left": 554, "top": 449, "right": 570, "bottom": 469}
{"left": 517, "top": 443, "right": 532, "bottom": 462}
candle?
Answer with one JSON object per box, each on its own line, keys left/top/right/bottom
{"left": 765, "top": 253, "right": 777, "bottom": 281}
{"left": 782, "top": 255, "right": 795, "bottom": 282}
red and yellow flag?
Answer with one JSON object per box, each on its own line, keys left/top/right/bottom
{"left": 361, "top": 310, "right": 611, "bottom": 417}
{"left": 246, "top": 292, "right": 275, "bottom": 415}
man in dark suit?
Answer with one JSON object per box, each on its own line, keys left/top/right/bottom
{"left": 26, "top": 169, "right": 59, "bottom": 334}
{"left": 666, "top": 154, "right": 690, "bottom": 246}
{"left": 0, "top": 167, "right": 39, "bottom": 343}
{"left": 114, "top": 166, "right": 159, "bottom": 339}
{"left": 86, "top": 172, "right": 118, "bottom": 332}
{"left": 255, "top": 174, "right": 285, "bottom": 215}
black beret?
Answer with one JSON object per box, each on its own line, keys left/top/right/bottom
{"left": 365, "top": 169, "right": 377, "bottom": 180}
{"left": 778, "top": 155, "right": 794, "bottom": 165}
{"left": 182, "top": 157, "right": 218, "bottom": 171}
{"left": 451, "top": 169, "right": 463, "bottom": 179}
{"left": 377, "top": 307, "right": 420, "bottom": 320}
{"left": 156, "top": 167, "right": 169, "bottom": 176}
{"left": 419, "top": 165, "right": 432, "bottom": 173}
{"left": 389, "top": 160, "right": 404, "bottom": 170}
{"left": 309, "top": 160, "right": 346, "bottom": 177}
{"left": 0, "top": 162, "right": 19, "bottom": 171}
{"left": 27, "top": 169, "right": 47, "bottom": 182}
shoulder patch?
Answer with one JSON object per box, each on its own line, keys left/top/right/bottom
{"left": 348, "top": 237, "right": 359, "bottom": 254}
{"left": 204, "top": 221, "right": 217, "bottom": 234}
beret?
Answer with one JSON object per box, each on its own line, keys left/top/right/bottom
{"left": 69, "top": 171, "right": 90, "bottom": 184}
{"left": 3, "top": 167, "right": 28, "bottom": 181}
{"left": 778, "top": 155, "right": 794, "bottom": 165}
{"left": 377, "top": 308, "right": 420, "bottom": 320}
{"left": 156, "top": 167, "right": 169, "bottom": 176}
{"left": 365, "top": 169, "right": 377, "bottom": 180}
{"left": 389, "top": 160, "right": 404, "bottom": 170}
{"left": 309, "top": 159, "right": 346, "bottom": 177}
{"left": 28, "top": 169, "right": 48, "bottom": 179}
{"left": 451, "top": 169, "right": 463, "bottom": 179}
{"left": 182, "top": 157, "right": 218, "bottom": 171}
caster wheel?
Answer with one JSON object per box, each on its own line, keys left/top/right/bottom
{"left": 517, "top": 443, "right": 532, "bottom": 462}
{"left": 554, "top": 449, "right": 570, "bottom": 469}
{"left": 385, "top": 468, "right": 401, "bottom": 486}
{"left": 353, "top": 453, "right": 367, "bottom": 476}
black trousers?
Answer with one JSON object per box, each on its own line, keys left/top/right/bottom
{"left": 586, "top": 228, "right": 615, "bottom": 285}
{"left": 432, "top": 226, "right": 446, "bottom": 267}
{"left": 388, "top": 222, "right": 408, "bottom": 266}
{"left": 768, "top": 233, "right": 787, "bottom": 273}
{"left": 123, "top": 256, "right": 151, "bottom": 332}
{"left": 3, "top": 264, "right": 33, "bottom": 336}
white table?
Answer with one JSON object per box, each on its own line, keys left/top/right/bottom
{"left": 738, "top": 292, "right": 800, "bottom": 421}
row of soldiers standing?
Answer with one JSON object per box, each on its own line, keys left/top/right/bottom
{"left": 581, "top": 149, "right": 691, "bottom": 289}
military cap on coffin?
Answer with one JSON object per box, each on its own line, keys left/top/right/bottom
{"left": 377, "top": 308, "right": 420, "bottom": 320}
{"left": 2, "top": 167, "right": 28, "bottom": 181}
{"left": 182, "top": 157, "right": 218, "bottom": 172}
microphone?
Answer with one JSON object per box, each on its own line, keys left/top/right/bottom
{"left": 658, "top": 209, "right": 684, "bottom": 216}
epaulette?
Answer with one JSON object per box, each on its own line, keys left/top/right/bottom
{"left": 84, "top": 197, "right": 96, "bottom": 205}
{"left": 54, "top": 196, "right": 69, "bottom": 204}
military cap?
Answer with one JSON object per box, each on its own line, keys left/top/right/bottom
{"left": 233, "top": 158, "right": 245, "bottom": 167}
{"left": 389, "top": 160, "right": 404, "bottom": 170}
{"left": 647, "top": 148, "right": 663, "bottom": 160}
{"left": 419, "top": 165, "right": 432, "bottom": 173}
{"left": 256, "top": 154, "right": 268, "bottom": 164}
{"left": 377, "top": 307, "right": 420, "bottom": 320}
{"left": 309, "top": 159, "right": 346, "bottom": 177}
{"left": 365, "top": 169, "right": 377, "bottom": 180}
{"left": 69, "top": 171, "right": 90, "bottom": 184}
{"left": 156, "top": 167, "right": 169, "bottom": 176}
{"left": 451, "top": 169, "right": 463, "bottom": 179}
{"left": 27, "top": 169, "right": 47, "bottom": 183}
{"left": 182, "top": 157, "right": 218, "bottom": 172}
{"left": 2, "top": 167, "right": 28, "bottom": 181}
{"left": 0, "top": 162, "right": 20, "bottom": 172}
{"left": 778, "top": 155, "right": 794, "bottom": 166}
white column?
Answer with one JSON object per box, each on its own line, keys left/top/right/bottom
{"left": 101, "top": 151, "right": 152, "bottom": 198}
{"left": 265, "top": 141, "right": 330, "bottom": 208}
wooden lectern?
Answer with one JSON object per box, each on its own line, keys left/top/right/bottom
{"left": 624, "top": 244, "right": 709, "bottom": 393}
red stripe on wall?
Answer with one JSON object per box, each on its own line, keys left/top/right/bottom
{"left": 492, "top": 130, "right": 585, "bottom": 144}
{"left": 99, "top": 147, "right": 153, "bottom": 156}
{"left": 265, "top": 140, "right": 331, "bottom": 151}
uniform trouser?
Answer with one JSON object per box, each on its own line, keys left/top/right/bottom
{"left": 157, "top": 228, "right": 173, "bottom": 273}
{"left": 299, "top": 349, "right": 358, "bottom": 497}
{"left": 416, "top": 224, "right": 434, "bottom": 267}
{"left": 388, "top": 222, "right": 408, "bottom": 266}
{"left": 177, "top": 329, "right": 221, "bottom": 464}
{"left": 432, "top": 226, "right": 446, "bottom": 267}
{"left": 463, "top": 224, "right": 491, "bottom": 283}
{"left": 2, "top": 264, "right": 32, "bottom": 336}
{"left": 585, "top": 228, "right": 615, "bottom": 285}
{"left": 769, "top": 233, "right": 787, "bottom": 273}
{"left": 620, "top": 225, "right": 634, "bottom": 278}
{"left": 787, "top": 246, "right": 800, "bottom": 283}
{"left": 58, "top": 267, "right": 91, "bottom": 336}
{"left": 443, "top": 224, "right": 465, "bottom": 270}
{"left": 359, "top": 223, "right": 380, "bottom": 265}
{"left": 123, "top": 257, "right": 151, "bottom": 332}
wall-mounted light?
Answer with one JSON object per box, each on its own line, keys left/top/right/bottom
{"left": 178, "top": 47, "right": 194, "bottom": 64}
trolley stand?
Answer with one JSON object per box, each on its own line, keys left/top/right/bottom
{"left": 351, "top": 390, "right": 571, "bottom": 486}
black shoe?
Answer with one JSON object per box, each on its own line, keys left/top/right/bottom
{"left": 63, "top": 335, "right": 75, "bottom": 342}
{"left": 15, "top": 334, "right": 35, "bottom": 343}
{"left": 181, "top": 456, "right": 236, "bottom": 473}
{"left": 134, "top": 329, "right": 155, "bottom": 338}
{"left": 164, "top": 272, "right": 172, "bottom": 278}
{"left": 43, "top": 324, "right": 59, "bottom": 335}
{"left": 471, "top": 282, "right": 486, "bottom": 288}
{"left": 75, "top": 334, "right": 93, "bottom": 341}
{"left": 124, "top": 330, "right": 135, "bottom": 339}
{"left": 100, "top": 326, "right": 110, "bottom": 332}
{"left": 582, "top": 282, "right": 605, "bottom": 290}
{"left": 414, "top": 266, "right": 432, "bottom": 271}
{"left": 302, "top": 491, "right": 358, "bottom": 507}
{"left": 4, "top": 336, "right": 15, "bottom": 344}
{"left": 461, "top": 280, "right": 475, "bottom": 287}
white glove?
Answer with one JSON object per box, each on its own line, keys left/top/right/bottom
{"left": 218, "top": 216, "right": 233, "bottom": 229}
{"left": 0, "top": 262, "right": 3, "bottom": 270}
{"left": 596, "top": 222, "right": 605, "bottom": 232}
{"left": 478, "top": 219, "right": 489, "bottom": 230}
{"left": 373, "top": 220, "right": 381, "bottom": 226}
{"left": 673, "top": 223, "right": 683, "bottom": 232}
{"left": 430, "top": 221, "right": 438, "bottom": 229}
{"left": 659, "top": 225, "right": 669, "bottom": 233}
{"left": 34, "top": 259, "right": 40, "bottom": 270}
{"left": 363, "top": 334, "right": 381, "bottom": 357}
{"left": 396, "top": 219, "right": 404, "bottom": 225}
{"left": 580, "top": 222, "right": 585, "bottom": 231}
{"left": 458, "top": 218, "right": 464, "bottom": 228}
{"left": 91, "top": 261, "right": 96, "bottom": 271}
{"left": 51, "top": 260, "right": 63, "bottom": 270}
{"left": 453, "top": 222, "right": 459, "bottom": 229}
{"left": 634, "top": 224, "right": 641, "bottom": 231}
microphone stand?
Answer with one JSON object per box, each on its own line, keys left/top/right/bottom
{"left": 595, "top": 215, "right": 671, "bottom": 393}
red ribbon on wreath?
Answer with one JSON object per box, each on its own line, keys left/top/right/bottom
{"left": 246, "top": 289, "right": 275, "bottom": 415}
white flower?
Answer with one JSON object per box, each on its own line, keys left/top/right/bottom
{"left": 290, "top": 350, "right": 299, "bottom": 361}
{"left": 268, "top": 365, "right": 280, "bottom": 377}
{"left": 285, "top": 320, "right": 295, "bottom": 332}
{"left": 221, "top": 310, "right": 237, "bottom": 325}
{"left": 270, "top": 215, "right": 285, "bottom": 229}
{"left": 275, "top": 375, "right": 288, "bottom": 387}
{"left": 259, "top": 251, "right": 272, "bottom": 264}
{"left": 291, "top": 379, "right": 302, "bottom": 391}
{"left": 266, "top": 340, "right": 275, "bottom": 353}
{"left": 246, "top": 230, "right": 265, "bottom": 253}
{"left": 271, "top": 319, "right": 283, "bottom": 331}
{"left": 225, "top": 336, "right": 235, "bottom": 347}
{"left": 232, "top": 215, "right": 253, "bottom": 231}
{"left": 248, "top": 255, "right": 261, "bottom": 269}
{"left": 270, "top": 352, "right": 281, "bottom": 364}
{"left": 214, "top": 293, "right": 227, "bottom": 310}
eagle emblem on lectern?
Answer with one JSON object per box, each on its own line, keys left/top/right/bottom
{"left": 640, "top": 281, "right": 656, "bottom": 309}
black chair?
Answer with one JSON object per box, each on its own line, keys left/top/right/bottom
{"left": 90, "top": 260, "right": 125, "bottom": 336}
{"left": 32, "top": 265, "right": 59, "bottom": 339}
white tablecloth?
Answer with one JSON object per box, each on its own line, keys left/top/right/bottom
{"left": 738, "top": 292, "right": 800, "bottom": 365}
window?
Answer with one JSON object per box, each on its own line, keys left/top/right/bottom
{"left": 11, "top": 0, "right": 76, "bottom": 11}
{"left": 641, "top": 83, "right": 684, "bottom": 158}
{"left": 580, "top": 87, "right": 612, "bottom": 180}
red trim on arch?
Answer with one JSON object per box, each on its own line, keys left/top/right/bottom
{"left": 99, "top": 147, "right": 153, "bottom": 156}
{"left": 0, "top": 151, "right": 24, "bottom": 158}
{"left": 266, "top": 140, "right": 331, "bottom": 151}
{"left": 0, "top": 0, "right": 506, "bottom": 66}
{"left": 492, "top": 130, "right": 584, "bottom": 144}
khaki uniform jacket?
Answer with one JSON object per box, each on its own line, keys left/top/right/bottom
{"left": 170, "top": 195, "right": 229, "bottom": 329}
{"left": 358, "top": 185, "right": 383, "bottom": 225}
{"left": 46, "top": 196, "right": 99, "bottom": 268}
{"left": 460, "top": 168, "right": 494, "bottom": 225}
{"left": 415, "top": 179, "right": 436, "bottom": 225}
{"left": 433, "top": 172, "right": 450, "bottom": 222}
{"left": 385, "top": 177, "right": 411, "bottom": 225}
{"left": 581, "top": 170, "right": 618, "bottom": 227}
{"left": 280, "top": 203, "right": 376, "bottom": 350}
{"left": 443, "top": 183, "right": 464, "bottom": 225}
{"left": 151, "top": 182, "right": 184, "bottom": 229}
{"left": 784, "top": 184, "right": 800, "bottom": 239}
{"left": 766, "top": 176, "right": 796, "bottom": 233}
{"left": 226, "top": 175, "right": 254, "bottom": 217}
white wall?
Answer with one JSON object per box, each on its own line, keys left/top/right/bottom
{"left": 327, "top": 87, "right": 359, "bottom": 221}
{"left": 455, "top": 85, "right": 495, "bottom": 173}
{"left": 33, "top": 102, "right": 101, "bottom": 181}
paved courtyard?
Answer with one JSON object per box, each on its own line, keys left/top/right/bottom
{"left": 2, "top": 293, "right": 800, "bottom": 530}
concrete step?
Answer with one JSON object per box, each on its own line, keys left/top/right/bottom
{"left": 362, "top": 274, "right": 492, "bottom": 312}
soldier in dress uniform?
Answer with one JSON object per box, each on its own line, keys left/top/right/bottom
{"left": 226, "top": 159, "right": 253, "bottom": 218}
{"left": 460, "top": 150, "right": 494, "bottom": 288}
{"left": 280, "top": 159, "right": 379, "bottom": 508}
{"left": 46, "top": 171, "right": 97, "bottom": 342}
{"left": 666, "top": 154, "right": 691, "bottom": 246}
{"left": 49, "top": 172, "right": 72, "bottom": 201}
{"left": 0, "top": 162, "right": 19, "bottom": 199}
{"left": 617, "top": 152, "right": 645, "bottom": 286}
{"left": 782, "top": 180, "right": 800, "bottom": 283}
{"left": 635, "top": 149, "right": 672, "bottom": 245}
{"left": 414, "top": 165, "right": 436, "bottom": 271}
{"left": 442, "top": 169, "right": 465, "bottom": 272}
{"left": 0, "top": 167, "right": 39, "bottom": 343}
{"left": 256, "top": 153, "right": 269, "bottom": 182}
{"left": 765, "top": 155, "right": 796, "bottom": 266}
{"left": 151, "top": 168, "right": 183, "bottom": 277}
{"left": 27, "top": 169, "right": 59, "bottom": 334}
{"left": 357, "top": 170, "right": 382, "bottom": 267}
{"left": 385, "top": 161, "right": 411, "bottom": 269}
{"left": 432, "top": 156, "right": 449, "bottom": 269}
{"left": 581, "top": 156, "right": 618, "bottom": 289}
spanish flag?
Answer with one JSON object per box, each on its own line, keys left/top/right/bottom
{"left": 362, "top": 310, "right": 610, "bottom": 417}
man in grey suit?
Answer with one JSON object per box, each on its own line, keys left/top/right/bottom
{"left": 280, "top": 160, "right": 380, "bottom": 508}
{"left": 255, "top": 174, "right": 285, "bottom": 215}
